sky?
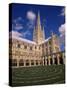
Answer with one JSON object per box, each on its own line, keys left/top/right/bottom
{"left": 10, "top": 3, "right": 65, "bottom": 51}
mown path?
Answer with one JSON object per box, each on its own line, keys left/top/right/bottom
{"left": 11, "top": 65, "right": 65, "bottom": 86}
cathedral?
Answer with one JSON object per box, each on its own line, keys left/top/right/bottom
{"left": 9, "top": 12, "right": 65, "bottom": 68}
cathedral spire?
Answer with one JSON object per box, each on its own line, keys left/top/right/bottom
{"left": 33, "top": 11, "right": 45, "bottom": 44}
{"left": 33, "top": 25, "right": 36, "bottom": 41}
{"left": 37, "top": 11, "right": 41, "bottom": 30}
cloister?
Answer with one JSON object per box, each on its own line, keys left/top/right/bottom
{"left": 10, "top": 51, "right": 65, "bottom": 68}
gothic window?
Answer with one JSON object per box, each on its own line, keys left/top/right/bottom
{"left": 17, "top": 44, "right": 21, "bottom": 48}
{"left": 46, "top": 48, "right": 48, "bottom": 55}
{"left": 30, "top": 46, "right": 32, "bottom": 50}
{"left": 35, "top": 46, "right": 37, "bottom": 49}
{"left": 24, "top": 45, "right": 27, "bottom": 49}
{"left": 49, "top": 47, "right": 52, "bottom": 54}
{"left": 49, "top": 40, "right": 51, "bottom": 45}
{"left": 45, "top": 43, "right": 48, "bottom": 48}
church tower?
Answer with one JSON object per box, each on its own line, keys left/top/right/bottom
{"left": 33, "top": 12, "right": 45, "bottom": 44}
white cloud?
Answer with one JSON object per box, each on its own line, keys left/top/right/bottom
{"left": 13, "top": 17, "right": 24, "bottom": 30}
{"left": 13, "top": 17, "right": 23, "bottom": 23}
{"left": 59, "top": 23, "right": 65, "bottom": 50}
{"left": 59, "top": 8, "right": 65, "bottom": 16}
{"left": 59, "top": 23, "right": 65, "bottom": 37}
{"left": 14, "top": 23, "right": 23, "bottom": 30}
{"left": 27, "top": 11, "right": 36, "bottom": 21}
{"left": 22, "top": 30, "right": 31, "bottom": 38}
{"left": 9, "top": 31, "right": 22, "bottom": 38}
{"left": 9, "top": 30, "right": 31, "bottom": 39}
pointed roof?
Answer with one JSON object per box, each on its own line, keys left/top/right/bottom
{"left": 36, "top": 11, "right": 41, "bottom": 30}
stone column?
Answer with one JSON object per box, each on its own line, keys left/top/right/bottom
{"left": 17, "top": 59, "right": 19, "bottom": 68}
{"left": 24, "top": 60, "right": 26, "bottom": 67}
{"left": 42, "top": 57, "right": 44, "bottom": 66}
{"left": 45, "top": 57, "right": 47, "bottom": 66}
{"left": 57, "top": 54, "right": 60, "bottom": 65}
{"left": 62, "top": 53, "right": 65, "bottom": 64}
{"left": 38, "top": 60, "right": 40, "bottom": 66}
{"left": 29, "top": 60, "right": 31, "bottom": 66}
{"left": 34, "top": 60, "right": 36, "bottom": 66}
{"left": 52, "top": 55, "right": 55, "bottom": 65}
{"left": 48, "top": 56, "right": 51, "bottom": 65}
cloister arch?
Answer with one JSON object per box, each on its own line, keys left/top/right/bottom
{"left": 26, "top": 60, "right": 29, "bottom": 66}
{"left": 59, "top": 54, "right": 63, "bottom": 64}
{"left": 50, "top": 57, "right": 53, "bottom": 65}
{"left": 36, "top": 60, "right": 38, "bottom": 65}
{"left": 12, "top": 59, "right": 17, "bottom": 66}
{"left": 31, "top": 60, "right": 34, "bottom": 65}
{"left": 19, "top": 59, "right": 24, "bottom": 66}
{"left": 54, "top": 56, "right": 57, "bottom": 65}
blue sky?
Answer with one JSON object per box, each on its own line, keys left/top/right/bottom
{"left": 10, "top": 3, "right": 65, "bottom": 51}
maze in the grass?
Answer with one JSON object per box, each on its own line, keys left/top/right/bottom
{"left": 12, "top": 65, "right": 65, "bottom": 86}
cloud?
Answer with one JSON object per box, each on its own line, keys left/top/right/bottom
{"left": 14, "top": 23, "right": 23, "bottom": 30}
{"left": 59, "top": 8, "right": 65, "bottom": 16}
{"left": 27, "top": 11, "right": 36, "bottom": 21}
{"left": 12, "top": 17, "right": 24, "bottom": 30}
{"left": 59, "top": 23, "right": 65, "bottom": 51}
{"left": 22, "top": 30, "right": 31, "bottom": 38}
{"left": 9, "top": 30, "right": 31, "bottom": 39}
{"left": 27, "top": 21, "right": 34, "bottom": 29}
{"left": 13, "top": 17, "right": 23, "bottom": 23}
{"left": 59, "top": 23, "right": 65, "bottom": 37}
{"left": 9, "top": 31, "right": 22, "bottom": 38}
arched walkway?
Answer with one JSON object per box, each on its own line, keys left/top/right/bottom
{"left": 19, "top": 59, "right": 24, "bottom": 66}
{"left": 31, "top": 60, "right": 34, "bottom": 66}
{"left": 54, "top": 57, "right": 57, "bottom": 65}
{"left": 59, "top": 55, "right": 63, "bottom": 64}
{"left": 26, "top": 60, "right": 29, "bottom": 66}
{"left": 12, "top": 59, "right": 17, "bottom": 66}
{"left": 50, "top": 58, "right": 53, "bottom": 65}
{"left": 40, "top": 60, "right": 43, "bottom": 65}
{"left": 36, "top": 60, "right": 38, "bottom": 65}
{"left": 47, "top": 59, "right": 49, "bottom": 65}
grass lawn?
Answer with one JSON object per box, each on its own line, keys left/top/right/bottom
{"left": 11, "top": 65, "right": 65, "bottom": 86}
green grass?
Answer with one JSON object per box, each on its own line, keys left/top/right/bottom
{"left": 11, "top": 65, "right": 65, "bottom": 86}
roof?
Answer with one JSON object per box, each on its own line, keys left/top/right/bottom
{"left": 10, "top": 36, "right": 36, "bottom": 45}
{"left": 9, "top": 32, "right": 51, "bottom": 45}
{"left": 38, "top": 37, "right": 51, "bottom": 45}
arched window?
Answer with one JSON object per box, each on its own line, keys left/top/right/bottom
{"left": 24, "top": 45, "right": 27, "bottom": 49}
{"left": 19, "top": 59, "right": 24, "bottom": 66}
{"left": 12, "top": 59, "right": 17, "bottom": 66}
{"left": 36, "top": 60, "right": 38, "bottom": 65}
{"left": 26, "top": 60, "right": 29, "bottom": 66}
{"left": 40, "top": 60, "right": 43, "bottom": 65}
{"left": 31, "top": 60, "right": 34, "bottom": 65}
{"left": 59, "top": 54, "right": 63, "bottom": 64}
{"left": 54, "top": 56, "right": 57, "bottom": 65}
{"left": 30, "top": 46, "right": 32, "bottom": 50}
{"left": 17, "top": 44, "right": 21, "bottom": 48}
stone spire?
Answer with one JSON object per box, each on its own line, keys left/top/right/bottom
{"left": 33, "top": 11, "right": 45, "bottom": 44}
{"left": 37, "top": 11, "right": 42, "bottom": 31}
{"left": 33, "top": 25, "right": 36, "bottom": 42}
